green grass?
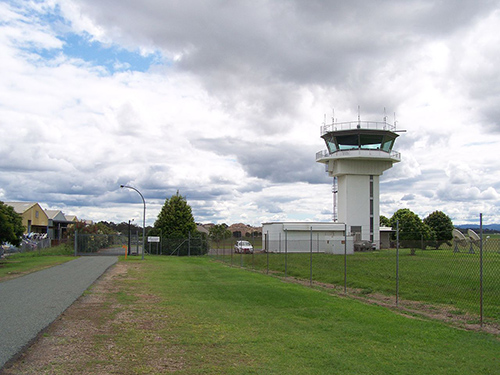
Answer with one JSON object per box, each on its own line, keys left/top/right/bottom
{"left": 214, "top": 248, "right": 500, "bottom": 323}
{"left": 114, "top": 256, "right": 498, "bottom": 374}
{"left": 0, "top": 244, "right": 74, "bottom": 280}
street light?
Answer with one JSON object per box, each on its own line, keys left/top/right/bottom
{"left": 128, "top": 219, "right": 134, "bottom": 256}
{"left": 120, "top": 184, "right": 146, "bottom": 260}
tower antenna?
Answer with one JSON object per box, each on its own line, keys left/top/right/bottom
{"left": 383, "top": 107, "right": 387, "bottom": 123}
{"left": 357, "top": 105, "right": 361, "bottom": 128}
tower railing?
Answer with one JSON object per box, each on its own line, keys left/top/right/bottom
{"left": 316, "top": 148, "right": 401, "bottom": 162}
{"left": 321, "top": 121, "right": 396, "bottom": 136}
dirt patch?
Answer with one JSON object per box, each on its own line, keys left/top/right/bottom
{"left": 1, "top": 262, "right": 185, "bottom": 375}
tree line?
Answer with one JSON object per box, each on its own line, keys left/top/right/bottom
{"left": 381, "top": 208, "right": 454, "bottom": 252}
{"left": 0, "top": 199, "right": 458, "bottom": 254}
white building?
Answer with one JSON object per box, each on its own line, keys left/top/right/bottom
{"left": 262, "top": 222, "right": 353, "bottom": 254}
{"left": 315, "top": 120, "right": 402, "bottom": 249}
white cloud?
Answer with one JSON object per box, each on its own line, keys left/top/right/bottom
{"left": 1, "top": 0, "right": 500, "bottom": 227}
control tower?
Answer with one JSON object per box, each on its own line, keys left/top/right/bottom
{"left": 316, "top": 118, "right": 402, "bottom": 248}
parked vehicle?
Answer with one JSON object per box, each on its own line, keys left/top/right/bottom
{"left": 1, "top": 243, "right": 18, "bottom": 255}
{"left": 234, "top": 240, "right": 254, "bottom": 254}
{"left": 354, "top": 240, "right": 376, "bottom": 251}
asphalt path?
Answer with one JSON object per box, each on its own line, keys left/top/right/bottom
{"left": 0, "top": 256, "right": 118, "bottom": 370}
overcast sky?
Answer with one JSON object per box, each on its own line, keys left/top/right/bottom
{"left": 1, "top": 0, "right": 500, "bottom": 226}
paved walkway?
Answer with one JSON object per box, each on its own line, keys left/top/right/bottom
{"left": 0, "top": 256, "right": 118, "bottom": 370}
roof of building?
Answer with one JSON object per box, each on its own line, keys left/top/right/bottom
{"left": 4, "top": 202, "right": 39, "bottom": 214}
{"left": 45, "top": 209, "right": 64, "bottom": 220}
{"left": 5, "top": 202, "right": 79, "bottom": 224}
{"left": 196, "top": 224, "right": 209, "bottom": 234}
{"left": 262, "top": 221, "right": 346, "bottom": 232}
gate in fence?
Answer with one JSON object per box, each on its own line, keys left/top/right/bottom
{"left": 152, "top": 235, "right": 209, "bottom": 256}
{"left": 74, "top": 232, "right": 208, "bottom": 256}
{"left": 74, "top": 233, "right": 139, "bottom": 256}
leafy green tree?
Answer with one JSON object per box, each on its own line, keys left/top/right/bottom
{"left": 423, "top": 211, "right": 454, "bottom": 249}
{"left": 0, "top": 201, "right": 24, "bottom": 246}
{"left": 153, "top": 191, "right": 197, "bottom": 238}
{"left": 95, "top": 222, "right": 117, "bottom": 235}
{"left": 66, "top": 221, "right": 115, "bottom": 252}
{"left": 151, "top": 192, "right": 208, "bottom": 255}
{"left": 209, "top": 224, "right": 232, "bottom": 248}
{"left": 390, "top": 208, "right": 434, "bottom": 254}
{"left": 380, "top": 215, "right": 391, "bottom": 227}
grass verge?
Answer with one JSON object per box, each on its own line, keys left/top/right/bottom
{"left": 5, "top": 256, "right": 498, "bottom": 374}
{"left": 0, "top": 244, "right": 74, "bottom": 281}
{"left": 215, "top": 249, "right": 500, "bottom": 323}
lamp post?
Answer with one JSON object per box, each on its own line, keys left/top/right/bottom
{"left": 128, "top": 219, "right": 134, "bottom": 256}
{"left": 120, "top": 185, "right": 146, "bottom": 260}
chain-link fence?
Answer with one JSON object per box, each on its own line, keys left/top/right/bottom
{"left": 75, "top": 233, "right": 131, "bottom": 255}
{"left": 210, "top": 226, "right": 499, "bottom": 329}
{"left": 74, "top": 232, "right": 210, "bottom": 256}
{"left": 148, "top": 234, "right": 209, "bottom": 256}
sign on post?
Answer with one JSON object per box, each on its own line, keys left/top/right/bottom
{"left": 148, "top": 236, "right": 160, "bottom": 243}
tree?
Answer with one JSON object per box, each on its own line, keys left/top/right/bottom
{"left": 390, "top": 208, "right": 434, "bottom": 254}
{"left": 152, "top": 192, "right": 208, "bottom": 256}
{"left": 153, "top": 191, "right": 197, "bottom": 238}
{"left": 0, "top": 201, "right": 24, "bottom": 246}
{"left": 380, "top": 215, "right": 391, "bottom": 227}
{"left": 209, "top": 224, "right": 232, "bottom": 248}
{"left": 95, "top": 222, "right": 116, "bottom": 235}
{"left": 423, "top": 211, "right": 454, "bottom": 249}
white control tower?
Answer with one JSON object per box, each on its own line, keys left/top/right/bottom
{"left": 316, "top": 119, "right": 402, "bottom": 248}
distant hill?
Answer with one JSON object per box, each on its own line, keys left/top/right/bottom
{"left": 455, "top": 224, "right": 500, "bottom": 232}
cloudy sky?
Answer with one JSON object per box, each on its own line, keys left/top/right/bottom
{"left": 1, "top": 0, "right": 500, "bottom": 226}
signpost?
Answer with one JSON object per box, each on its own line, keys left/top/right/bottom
{"left": 148, "top": 236, "right": 160, "bottom": 255}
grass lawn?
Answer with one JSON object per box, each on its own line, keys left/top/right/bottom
{"left": 104, "top": 256, "right": 498, "bottom": 374}
{"left": 215, "top": 248, "right": 500, "bottom": 324}
{"left": 0, "top": 244, "right": 74, "bottom": 281}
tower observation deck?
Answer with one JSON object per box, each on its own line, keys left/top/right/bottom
{"left": 316, "top": 119, "right": 402, "bottom": 248}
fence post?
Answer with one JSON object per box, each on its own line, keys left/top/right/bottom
{"left": 396, "top": 220, "right": 400, "bottom": 307}
{"left": 188, "top": 232, "right": 191, "bottom": 257}
{"left": 74, "top": 230, "right": 78, "bottom": 257}
{"left": 310, "top": 227, "right": 313, "bottom": 286}
{"left": 344, "top": 223, "right": 347, "bottom": 293}
{"left": 285, "top": 229, "right": 288, "bottom": 278}
{"left": 266, "top": 231, "right": 269, "bottom": 275}
{"left": 251, "top": 232, "right": 254, "bottom": 269}
{"left": 480, "top": 213, "right": 484, "bottom": 327}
